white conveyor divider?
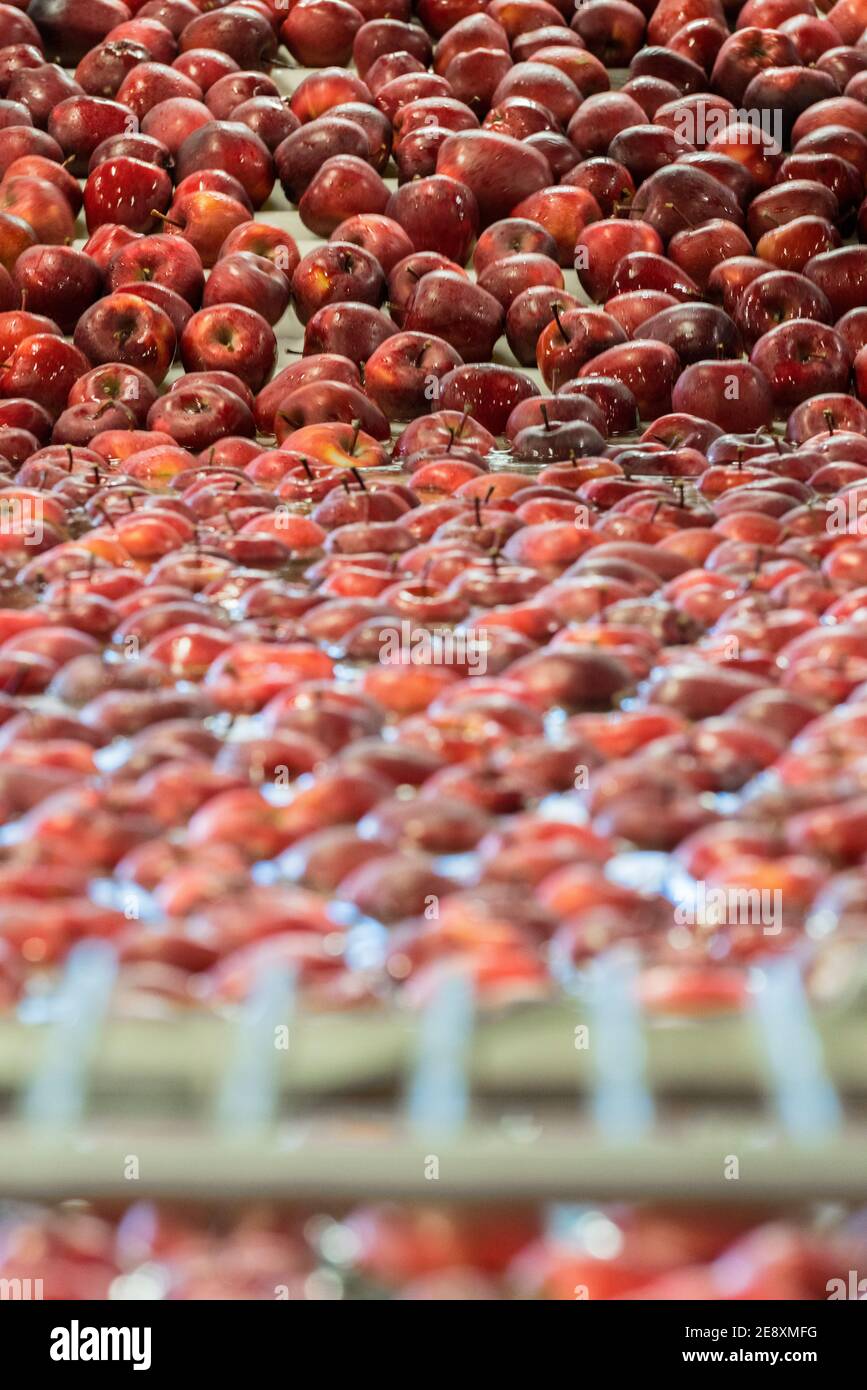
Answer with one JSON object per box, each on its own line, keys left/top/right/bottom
{"left": 588, "top": 949, "right": 654, "bottom": 1140}
{"left": 216, "top": 965, "right": 296, "bottom": 1132}
{"left": 407, "top": 970, "right": 475, "bottom": 1136}
{"left": 753, "top": 956, "right": 842, "bottom": 1141}
{"left": 22, "top": 940, "right": 117, "bottom": 1128}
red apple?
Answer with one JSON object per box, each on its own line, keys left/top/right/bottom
{"left": 364, "top": 331, "right": 464, "bottom": 420}
{"left": 298, "top": 153, "right": 389, "bottom": 236}
{"left": 162, "top": 188, "right": 250, "bottom": 267}
{"left": 202, "top": 250, "right": 290, "bottom": 325}
{"left": 12, "top": 246, "right": 102, "bottom": 334}
{"left": 291, "top": 240, "right": 385, "bottom": 324}
{"left": 140, "top": 95, "right": 212, "bottom": 153}
{"left": 105, "top": 231, "right": 204, "bottom": 305}
{"left": 404, "top": 268, "right": 505, "bottom": 362}
{"left": 74, "top": 291, "right": 176, "bottom": 384}
{"left": 1, "top": 333, "right": 89, "bottom": 416}
{"left": 436, "top": 129, "right": 552, "bottom": 226}
{"left": 83, "top": 155, "right": 173, "bottom": 233}
{"left": 274, "top": 115, "right": 370, "bottom": 203}
{"left": 178, "top": 6, "right": 277, "bottom": 71}
{"left": 672, "top": 359, "right": 775, "bottom": 432}
{"left": 28, "top": 0, "right": 133, "bottom": 65}
{"left": 68, "top": 363, "right": 158, "bottom": 425}
{"left": 175, "top": 119, "right": 274, "bottom": 208}
{"left": 180, "top": 302, "right": 276, "bottom": 391}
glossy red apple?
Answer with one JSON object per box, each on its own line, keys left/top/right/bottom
{"left": 436, "top": 129, "right": 552, "bottom": 226}
{"left": 12, "top": 246, "right": 102, "bottom": 334}
{"left": 180, "top": 302, "right": 276, "bottom": 392}
{"left": 83, "top": 155, "right": 173, "bottom": 234}
{"left": 74, "top": 291, "right": 176, "bottom": 384}
{"left": 202, "top": 251, "right": 290, "bottom": 326}
{"left": 672, "top": 359, "right": 775, "bottom": 432}
{"left": 404, "top": 269, "right": 504, "bottom": 362}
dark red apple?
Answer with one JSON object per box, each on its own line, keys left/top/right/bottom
{"left": 436, "top": 129, "right": 552, "bottom": 226}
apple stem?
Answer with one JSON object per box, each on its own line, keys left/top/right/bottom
{"left": 300, "top": 457, "right": 313, "bottom": 479}
{"left": 349, "top": 420, "right": 361, "bottom": 456}
{"left": 151, "top": 210, "right": 182, "bottom": 230}
{"left": 473, "top": 496, "right": 482, "bottom": 527}
{"left": 551, "top": 301, "right": 570, "bottom": 342}
{"left": 456, "top": 404, "right": 470, "bottom": 438}
{"left": 824, "top": 409, "right": 835, "bottom": 435}
{"left": 350, "top": 466, "right": 367, "bottom": 491}
{"left": 484, "top": 484, "right": 496, "bottom": 505}
{"left": 540, "top": 403, "right": 551, "bottom": 431}
{"left": 663, "top": 202, "right": 695, "bottom": 229}
{"left": 445, "top": 427, "right": 455, "bottom": 453}
{"left": 490, "top": 547, "right": 500, "bottom": 575}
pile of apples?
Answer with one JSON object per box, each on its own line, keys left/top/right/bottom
{"left": 1, "top": 1198, "right": 865, "bottom": 1298}
{"left": 2, "top": 0, "right": 867, "bottom": 1021}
